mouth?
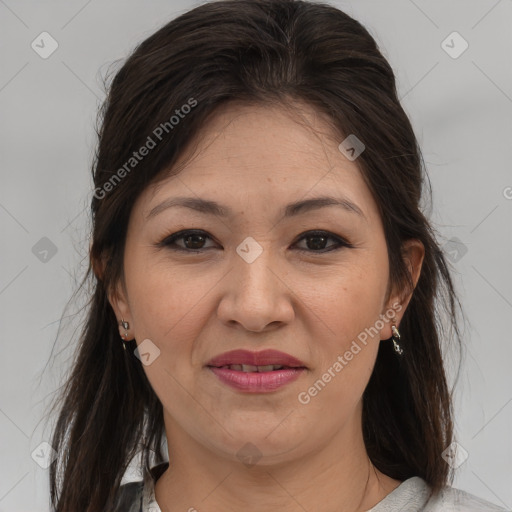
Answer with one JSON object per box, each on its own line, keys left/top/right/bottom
{"left": 206, "top": 349, "right": 307, "bottom": 392}
{"left": 206, "top": 349, "right": 307, "bottom": 369}
{"left": 210, "top": 364, "right": 300, "bottom": 372}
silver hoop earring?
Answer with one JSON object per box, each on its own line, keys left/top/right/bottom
{"left": 391, "top": 325, "right": 403, "bottom": 355}
{"left": 119, "top": 319, "right": 130, "bottom": 350}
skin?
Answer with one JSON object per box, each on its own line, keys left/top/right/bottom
{"left": 108, "top": 100, "right": 424, "bottom": 512}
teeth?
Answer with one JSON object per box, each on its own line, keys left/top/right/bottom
{"left": 223, "top": 364, "right": 286, "bottom": 372}
{"left": 257, "top": 364, "right": 277, "bottom": 372}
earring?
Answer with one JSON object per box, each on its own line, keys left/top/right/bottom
{"left": 119, "top": 319, "right": 130, "bottom": 350}
{"left": 391, "top": 325, "right": 403, "bottom": 355}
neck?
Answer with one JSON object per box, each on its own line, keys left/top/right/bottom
{"left": 154, "top": 412, "right": 401, "bottom": 512}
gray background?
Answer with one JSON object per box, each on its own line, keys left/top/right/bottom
{"left": 0, "top": 0, "right": 511, "bottom": 510}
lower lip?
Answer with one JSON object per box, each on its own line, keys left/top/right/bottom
{"left": 208, "top": 367, "right": 305, "bottom": 392}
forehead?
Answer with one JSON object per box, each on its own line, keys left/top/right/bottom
{"left": 158, "top": 101, "right": 352, "bottom": 182}
{"left": 141, "top": 101, "right": 381, "bottom": 226}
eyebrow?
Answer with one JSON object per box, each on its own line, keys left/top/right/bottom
{"left": 147, "top": 195, "right": 367, "bottom": 222}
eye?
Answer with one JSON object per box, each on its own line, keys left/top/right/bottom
{"left": 158, "top": 229, "right": 217, "bottom": 252}
{"left": 293, "top": 230, "right": 353, "bottom": 253}
{"left": 158, "top": 229, "right": 353, "bottom": 254}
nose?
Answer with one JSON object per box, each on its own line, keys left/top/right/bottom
{"left": 216, "top": 247, "right": 295, "bottom": 333}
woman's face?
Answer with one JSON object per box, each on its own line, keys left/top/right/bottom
{"left": 111, "top": 101, "right": 422, "bottom": 464}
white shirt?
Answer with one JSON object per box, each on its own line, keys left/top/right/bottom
{"left": 115, "top": 472, "right": 508, "bottom": 512}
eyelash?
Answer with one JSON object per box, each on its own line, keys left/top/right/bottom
{"left": 157, "top": 229, "right": 353, "bottom": 254}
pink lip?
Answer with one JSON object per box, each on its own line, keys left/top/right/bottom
{"left": 209, "top": 367, "right": 305, "bottom": 392}
{"left": 206, "top": 349, "right": 306, "bottom": 368}
{"left": 206, "top": 349, "right": 307, "bottom": 393}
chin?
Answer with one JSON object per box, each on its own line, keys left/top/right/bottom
{"left": 210, "top": 425, "right": 305, "bottom": 464}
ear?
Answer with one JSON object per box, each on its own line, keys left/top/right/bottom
{"left": 90, "top": 244, "right": 134, "bottom": 340}
{"left": 90, "top": 239, "right": 109, "bottom": 283}
{"left": 380, "top": 238, "right": 425, "bottom": 339}
{"left": 107, "top": 276, "right": 135, "bottom": 341}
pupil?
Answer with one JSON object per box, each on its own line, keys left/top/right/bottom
{"left": 185, "top": 234, "right": 205, "bottom": 249}
{"left": 307, "top": 235, "right": 327, "bottom": 250}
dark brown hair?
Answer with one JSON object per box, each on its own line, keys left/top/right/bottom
{"left": 45, "top": 0, "right": 463, "bottom": 509}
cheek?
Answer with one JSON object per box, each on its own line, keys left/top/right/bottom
{"left": 124, "top": 250, "right": 213, "bottom": 350}
{"left": 124, "top": 258, "right": 213, "bottom": 403}
{"left": 296, "top": 274, "right": 382, "bottom": 417}
{"left": 302, "top": 259, "right": 388, "bottom": 345}
{"left": 293, "top": 256, "right": 387, "bottom": 403}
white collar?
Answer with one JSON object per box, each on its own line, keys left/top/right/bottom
{"left": 142, "top": 475, "right": 162, "bottom": 512}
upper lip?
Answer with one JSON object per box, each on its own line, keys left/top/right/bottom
{"left": 206, "top": 349, "right": 307, "bottom": 368}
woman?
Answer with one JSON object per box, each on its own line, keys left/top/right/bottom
{"left": 46, "top": 0, "right": 508, "bottom": 510}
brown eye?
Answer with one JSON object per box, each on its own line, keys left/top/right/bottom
{"left": 159, "top": 230, "right": 217, "bottom": 252}
{"left": 293, "top": 231, "right": 352, "bottom": 253}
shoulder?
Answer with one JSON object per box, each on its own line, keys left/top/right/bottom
{"left": 113, "top": 480, "right": 144, "bottom": 512}
{"left": 425, "top": 485, "right": 509, "bottom": 512}
{"left": 370, "top": 477, "right": 508, "bottom": 512}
